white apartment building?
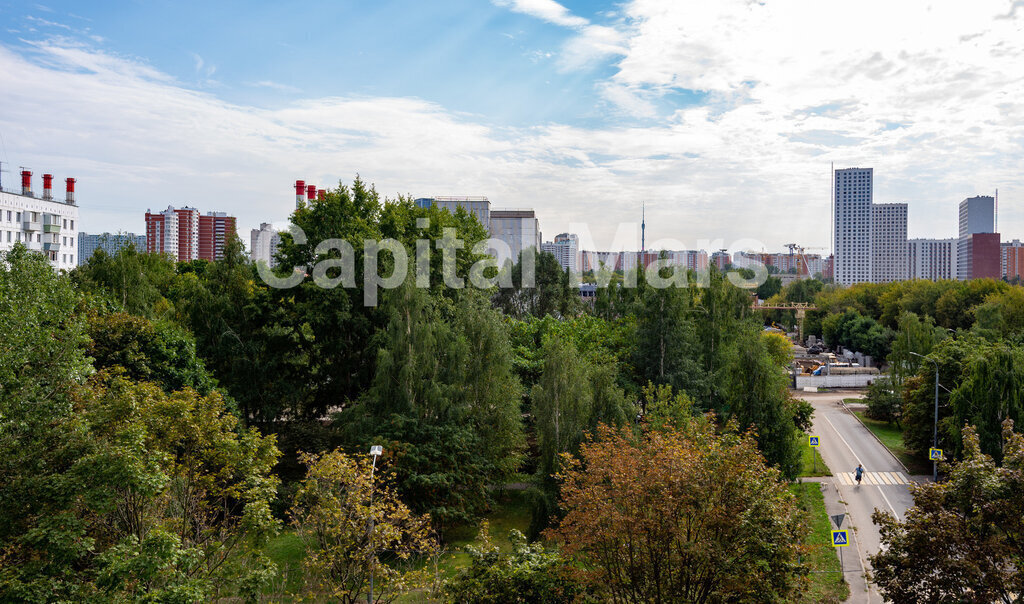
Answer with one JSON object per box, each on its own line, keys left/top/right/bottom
{"left": 0, "top": 170, "right": 79, "bottom": 271}
{"left": 833, "top": 168, "right": 874, "bottom": 285}
{"left": 490, "top": 209, "right": 541, "bottom": 268}
{"left": 250, "top": 222, "right": 281, "bottom": 267}
{"left": 415, "top": 196, "right": 491, "bottom": 229}
{"left": 958, "top": 195, "right": 995, "bottom": 280}
{"left": 832, "top": 167, "right": 909, "bottom": 285}
{"left": 541, "top": 232, "right": 580, "bottom": 273}
{"left": 871, "top": 203, "right": 908, "bottom": 282}
{"left": 908, "top": 238, "right": 956, "bottom": 281}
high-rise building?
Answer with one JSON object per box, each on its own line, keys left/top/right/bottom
{"left": 250, "top": 222, "right": 281, "bottom": 266}
{"left": 415, "top": 196, "right": 491, "bottom": 229}
{"left": 78, "top": 232, "right": 146, "bottom": 265}
{"left": 541, "top": 233, "right": 580, "bottom": 273}
{"left": 908, "top": 238, "right": 956, "bottom": 281}
{"left": 1003, "top": 239, "right": 1024, "bottom": 281}
{"left": 489, "top": 209, "right": 541, "bottom": 268}
{"left": 958, "top": 195, "right": 995, "bottom": 280}
{"left": 967, "top": 232, "right": 1001, "bottom": 280}
{"left": 711, "top": 250, "right": 731, "bottom": 270}
{"left": 871, "top": 203, "right": 908, "bottom": 282}
{"left": 832, "top": 168, "right": 908, "bottom": 284}
{"left": 833, "top": 168, "right": 874, "bottom": 285}
{"left": 198, "top": 212, "right": 237, "bottom": 261}
{"left": 145, "top": 206, "right": 234, "bottom": 262}
{"left": 0, "top": 170, "right": 79, "bottom": 270}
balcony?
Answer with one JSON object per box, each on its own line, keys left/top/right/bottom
{"left": 22, "top": 218, "right": 41, "bottom": 231}
{"left": 43, "top": 241, "right": 61, "bottom": 252}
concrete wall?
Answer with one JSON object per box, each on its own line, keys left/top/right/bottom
{"left": 796, "top": 374, "right": 878, "bottom": 389}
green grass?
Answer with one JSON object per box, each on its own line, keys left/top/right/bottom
{"left": 264, "top": 530, "right": 306, "bottom": 599}
{"left": 853, "top": 411, "right": 931, "bottom": 474}
{"left": 799, "top": 433, "right": 831, "bottom": 477}
{"left": 789, "top": 483, "right": 850, "bottom": 604}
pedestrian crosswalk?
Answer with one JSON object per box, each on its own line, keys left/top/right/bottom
{"left": 835, "top": 471, "right": 911, "bottom": 486}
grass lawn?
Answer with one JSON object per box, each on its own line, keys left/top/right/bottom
{"left": 799, "top": 433, "right": 831, "bottom": 477}
{"left": 790, "top": 482, "right": 850, "bottom": 604}
{"left": 266, "top": 489, "right": 534, "bottom": 601}
{"left": 852, "top": 411, "right": 931, "bottom": 474}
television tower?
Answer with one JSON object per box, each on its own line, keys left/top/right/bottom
{"left": 641, "top": 202, "right": 646, "bottom": 253}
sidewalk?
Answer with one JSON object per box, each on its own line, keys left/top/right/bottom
{"left": 800, "top": 477, "right": 879, "bottom": 604}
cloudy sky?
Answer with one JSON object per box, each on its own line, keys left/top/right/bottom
{"left": 1, "top": 0, "right": 1022, "bottom": 253}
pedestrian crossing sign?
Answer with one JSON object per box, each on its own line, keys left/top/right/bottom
{"left": 809, "top": 435, "right": 820, "bottom": 447}
{"left": 832, "top": 530, "right": 849, "bottom": 547}
{"left": 929, "top": 448, "right": 943, "bottom": 460}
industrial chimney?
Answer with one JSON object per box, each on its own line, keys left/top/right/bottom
{"left": 306, "top": 184, "right": 316, "bottom": 202}
{"left": 65, "top": 178, "right": 76, "bottom": 204}
{"left": 295, "top": 180, "right": 306, "bottom": 208}
{"left": 21, "top": 170, "right": 32, "bottom": 196}
{"left": 42, "top": 174, "right": 53, "bottom": 200}
{"left": 317, "top": 189, "right": 326, "bottom": 200}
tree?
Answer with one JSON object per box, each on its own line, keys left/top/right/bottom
{"left": 546, "top": 424, "right": 806, "bottom": 603}
{"left": 492, "top": 250, "right": 581, "bottom": 319}
{"left": 871, "top": 420, "right": 1024, "bottom": 603}
{"left": 720, "top": 323, "right": 802, "bottom": 479}
{"left": 290, "top": 449, "right": 436, "bottom": 603}
{"left": 633, "top": 279, "right": 704, "bottom": 398}
{"left": 950, "top": 343, "right": 1024, "bottom": 460}
{"left": 0, "top": 374, "right": 281, "bottom": 602}
{"left": 87, "top": 312, "right": 217, "bottom": 395}
{"left": 71, "top": 244, "right": 176, "bottom": 318}
{"left": 443, "top": 525, "right": 583, "bottom": 603}
{"left": 887, "top": 311, "right": 946, "bottom": 391}
{"left": 531, "top": 335, "right": 594, "bottom": 479}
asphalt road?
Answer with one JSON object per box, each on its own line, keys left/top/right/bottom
{"left": 803, "top": 390, "right": 919, "bottom": 604}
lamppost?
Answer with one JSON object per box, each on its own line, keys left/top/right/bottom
{"left": 910, "top": 352, "right": 939, "bottom": 482}
{"left": 368, "top": 444, "right": 383, "bottom": 604}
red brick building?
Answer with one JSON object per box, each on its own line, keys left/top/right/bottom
{"left": 967, "top": 232, "right": 1001, "bottom": 280}
{"left": 145, "top": 206, "right": 235, "bottom": 262}
{"left": 198, "top": 212, "right": 237, "bottom": 261}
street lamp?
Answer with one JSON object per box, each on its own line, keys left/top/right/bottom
{"left": 910, "top": 352, "right": 939, "bottom": 482}
{"left": 368, "top": 445, "right": 383, "bottom": 604}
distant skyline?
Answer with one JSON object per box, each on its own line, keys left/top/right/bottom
{"left": 0, "top": 0, "right": 1021, "bottom": 253}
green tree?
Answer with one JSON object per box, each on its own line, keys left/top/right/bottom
{"left": 950, "top": 343, "right": 1024, "bottom": 460}
{"left": 492, "top": 250, "right": 581, "bottom": 319}
{"left": 633, "top": 279, "right": 704, "bottom": 398}
{"left": 71, "top": 244, "right": 176, "bottom": 318}
{"left": 720, "top": 323, "right": 802, "bottom": 479}
{"left": 871, "top": 420, "right": 1024, "bottom": 603}
{"left": 531, "top": 335, "right": 594, "bottom": 479}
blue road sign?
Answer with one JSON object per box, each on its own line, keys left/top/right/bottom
{"left": 809, "top": 435, "right": 820, "bottom": 447}
{"left": 832, "top": 530, "right": 849, "bottom": 547}
{"left": 929, "top": 448, "right": 943, "bottom": 461}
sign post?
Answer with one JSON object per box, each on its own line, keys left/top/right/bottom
{"left": 808, "top": 435, "right": 820, "bottom": 474}
{"left": 832, "top": 529, "right": 849, "bottom": 581}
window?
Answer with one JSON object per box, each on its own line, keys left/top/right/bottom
{"left": 70, "top": 220, "right": 74, "bottom": 230}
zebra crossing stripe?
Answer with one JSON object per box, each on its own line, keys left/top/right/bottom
{"left": 896, "top": 472, "right": 909, "bottom": 484}
{"left": 878, "top": 472, "right": 894, "bottom": 485}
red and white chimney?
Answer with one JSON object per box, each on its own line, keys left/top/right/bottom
{"left": 317, "top": 189, "right": 326, "bottom": 201}
{"left": 306, "top": 184, "right": 316, "bottom": 202}
{"left": 65, "top": 178, "right": 76, "bottom": 204}
{"left": 21, "top": 170, "right": 32, "bottom": 196}
{"left": 295, "top": 180, "right": 305, "bottom": 207}
{"left": 42, "top": 174, "right": 53, "bottom": 200}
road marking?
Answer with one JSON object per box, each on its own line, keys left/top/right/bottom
{"left": 878, "top": 472, "right": 893, "bottom": 485}
{"left": 821, "top": 413, "right": 901, "bottom": 519}
{"left": 896, "top": 472, "right": 909, "bottom": 484}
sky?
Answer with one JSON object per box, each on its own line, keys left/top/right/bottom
{"left": 1, "top": 0, "right": 1023, "bottom": 253}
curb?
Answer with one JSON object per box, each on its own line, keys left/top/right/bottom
{"left": 840, "top": 399, "right": 911, "bottom": 476}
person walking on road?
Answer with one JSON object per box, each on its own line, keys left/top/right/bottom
{"left": 854, "top": 463, "right": 864, "bottom": 485}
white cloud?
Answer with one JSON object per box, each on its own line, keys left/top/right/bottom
{"left": 3, "top": 4, "right": 1024, "bottom": 255}
{"left": 492, "top": 0, "right": 588, "bottom": 28}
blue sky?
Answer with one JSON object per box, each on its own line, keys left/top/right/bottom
{"left": 1, "top": 0, "right": 1022, "bottom": 251}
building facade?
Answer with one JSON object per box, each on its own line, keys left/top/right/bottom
{"left": 958, "top": 195, "right": 995, "bottom": 280}
{"left": 1003, "top": 239, "right": 1024, "bottom": 281}
{"left": 0, "top": 170, "right": 79, "bottom": 270}
{"left": 967, "top": 232, "right": 1001, "bottom": 280}
{"left": 908, "top": 238, "right": 956, "bottom": 281}
{"left": 78, "top": 232, "right": 146, "bottom": 265}
{"left": 415, "top": 196, "right": 491, "bottom": 229}
{"left": 541, "top": 232, "right": 580, "bottom": 273}
{"left": 250, "top": 222, "right": 282, "bottom": 267}
{"left": 145, "top": 206, "right": 234, "bottom": 262}
{"left": 871, "top": 203, "right": 909, "bottom": 282}
{"left": 833, "top": 168, "right": 874, "bottom": 286}
{"left": 489, "top": 209, "right": 541, "bottom": 268}
{"left": 198, "top": 212, "right": 237, "bottom": 261}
